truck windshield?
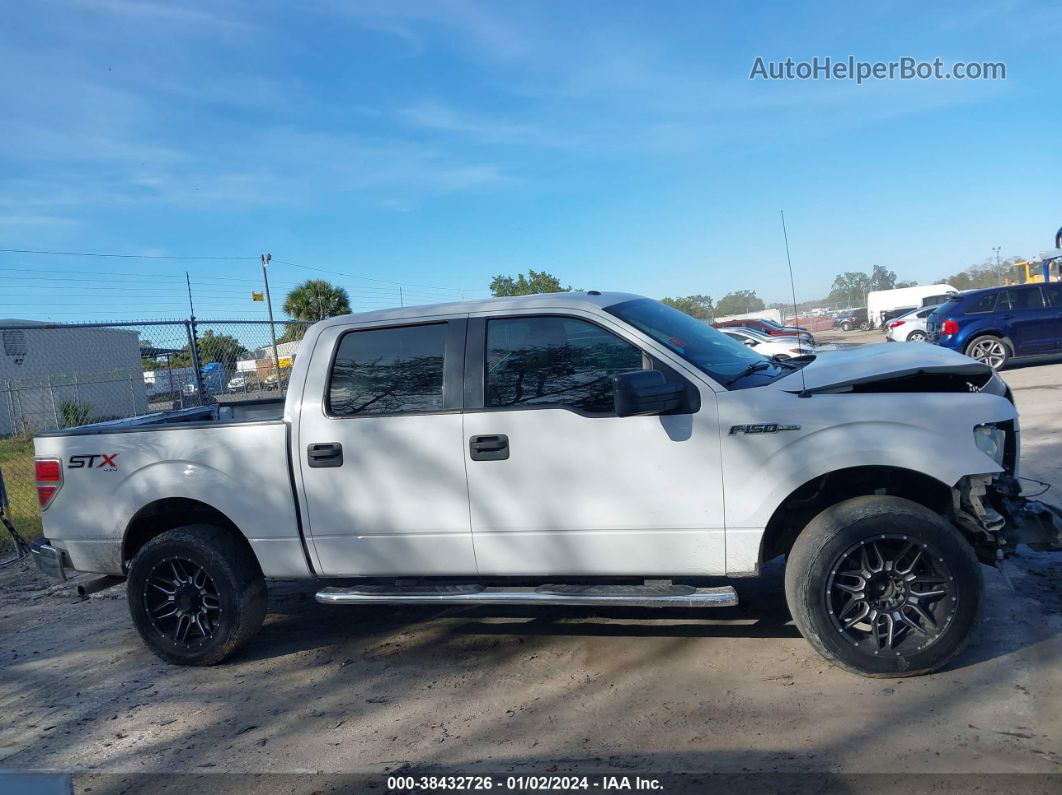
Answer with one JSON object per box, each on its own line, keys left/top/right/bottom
{"left": 606, "top": 298, "right": 795, "bottom": 388}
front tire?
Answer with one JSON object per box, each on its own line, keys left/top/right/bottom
{"left": 840, "top": 322, "right": 852, "bottom": 332}
{"left": 965, "top": 335, "right": 1010, "bottom": 370}
{"left": 784, "top": 496, "right": 982, "bottom": 677}
{"left": 127, "top": 525, "right": 267, "bottom": 665}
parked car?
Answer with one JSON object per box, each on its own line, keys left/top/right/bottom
{"left": 927, "top": 283, "right": 1062, "bottom": 369}
{"left": 885, "top": 305, "right": 938, "bottom": 342}
{"left": 835, "top": 308, "right": 870, "bottom": 332}
{"left": 867, "top": 284, "right": 958, "bottom": 328}
{"left": 227, "top": 373, "right": 254, "bottom": 393}
{"left": 713, "top": 318, "right": 814, "bottom": 344}
{"left": 879, "top": 303, "right": 921, "bottom": 329}
{"left": 31, "top": 292, "right": 1061, "bottom": 676}
{"left": 720, "top": 327, "right": 812, "bottom": 358}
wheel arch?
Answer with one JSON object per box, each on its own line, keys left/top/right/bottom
{"left": 759, "top": 466, "right": 954, "bottom": 564}
{"left": 962, "top": 329, "right": 1014, "bottom": 355}
{"left": 122, "top": 498, "right": 259, "bottom": 575}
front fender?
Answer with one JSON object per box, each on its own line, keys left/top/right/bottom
{"left": 723, "top": 419, "right": 1004, "bottom": 532}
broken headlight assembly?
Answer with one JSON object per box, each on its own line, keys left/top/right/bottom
{"left": 973, "top": 423, "right": 1007, "bottom": 467}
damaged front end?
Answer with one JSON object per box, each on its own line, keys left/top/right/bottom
{"left": 953, "top": 473, "right": 1062, "bottom": 564}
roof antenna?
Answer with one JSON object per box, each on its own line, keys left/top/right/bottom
{"left": 780, "top": 210, "right": 811, "bottom": 398}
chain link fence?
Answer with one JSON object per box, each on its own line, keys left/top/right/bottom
{"left": 0, "top": 318, "right": 309, "bottom": 552}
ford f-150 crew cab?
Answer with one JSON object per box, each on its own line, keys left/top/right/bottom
{"left": 30, "top": 292, "right": 1062, "bottom": 676}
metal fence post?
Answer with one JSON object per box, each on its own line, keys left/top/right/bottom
{"left": 48, "top": 374, "right": 60, "bottom": 430}
{"left": 185, "top": 320, "right": 206, "bottom": 405}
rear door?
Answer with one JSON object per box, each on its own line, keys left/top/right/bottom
{"left": 1042, "top": 283, "right": 1062, "bottom": 350}
{"left": 461, "top": 311, "right": 726, "bottom": 577}
{"left": 998, "top": 287, "right": 1053, "bottom": 355}
{"left": 295, "top": 318, "right": 476, "bottom": 576}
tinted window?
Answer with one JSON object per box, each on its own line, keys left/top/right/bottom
{"left": 328, "top": 323, "right": 446, "bottom": 416}
{"left": 1041, "top": 284, "right": 1062, "bottom": 308}
{"left": 965, "top": 292, "right": 998, "bottom": 314}
{"left": 485, "top": 316, "right": 643, "bottom": 413}
{"left": 607, "top": 298, "right": 793, "bottom": 387}
{"left": 999, "top": 288, "right": 1044, "bottom": 311}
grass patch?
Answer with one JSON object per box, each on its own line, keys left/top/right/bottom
{"left": 0, "top": 435, "right": 41, "bottom": 550}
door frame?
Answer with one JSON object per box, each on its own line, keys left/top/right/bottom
{"left": 290, "top": 313, "right": 470, "bottom": 574}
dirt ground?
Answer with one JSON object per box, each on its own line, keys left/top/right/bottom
{"left": 1, "top": 357, "right": 1060, "bottom": 793}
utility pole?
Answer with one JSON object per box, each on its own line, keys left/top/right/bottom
{"left": 992, "top": 246, "right": 1002, "bottom": 285}
{"left": 399, "top": 286, "right": 404, "bottom": 307}
{"left": 261, "top": 254, "right": 280, "bottom": 373}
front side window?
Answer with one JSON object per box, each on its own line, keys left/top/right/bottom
{"left": 607, "top": 298, "right": 793, "bottom": 387}
{"left": 1040, "top": 283, "right": 1062, "bottom": 308}
{"left": 999, "top": 288, "right": 1045, "bottom": 311}
{"left": 328, "top": 323, "right": 446, "bottom": 416}
{"left": 485, "top": 316, "right": 643, "bottom": 413}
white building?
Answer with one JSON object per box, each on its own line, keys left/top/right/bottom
{"left": 0, "top": 320, "right": 149, "bottom": 435}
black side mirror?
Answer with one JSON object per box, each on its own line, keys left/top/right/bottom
{"left": 612, "top": 370, "right": 685, "bottom": 417}
{"left": 744, "top": 339, "right": 756, "bottom": 347}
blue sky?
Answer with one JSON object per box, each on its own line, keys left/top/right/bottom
{"left": 2, "top": 0, "right": 1061, "bottom": 321}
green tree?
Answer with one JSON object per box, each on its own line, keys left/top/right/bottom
{"left": 715, "top": 290, "right": 765, "bottom": 317}
{"left": 489, "top": 270, "right": 570, "bottom": 296}
{"left": 941, "top": 256, "right": 1020, "bottom": 290}
{"left": 828, "top": 271, "right": 871, "bottom": 306}
{"left": 168, "top": 331, "right": 249, "bottom": 372}
{"left": 277, "top": 323, "right": 309, "bottom": 344}
{"left": 660, "top": 294, "right": 714, "bottom": 320}
{"left": 282, "top": 279, "right": 352, "bottom": 322}
{"left": 869, "top": 264, "right": 899, "bottom": 291}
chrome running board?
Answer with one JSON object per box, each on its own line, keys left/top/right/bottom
{"left": 316, "top": 582, "right": 738, "bottom": 608}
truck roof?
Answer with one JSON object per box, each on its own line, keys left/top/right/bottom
{"left": 312, "top": 290, "right": 645, "bottom": 329}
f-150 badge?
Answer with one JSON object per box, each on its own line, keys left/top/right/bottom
{"left": 729, "top": 424, "right": 801, "bottom": 434}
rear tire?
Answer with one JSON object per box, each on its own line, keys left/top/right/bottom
{"left": 840, "top": 322, "right": 852, "bottom": 332}
{"left": 907, "top": 330, "right": 927, "bottom": 342}
{"left": 127, "top": 525, "right": 267, "bottom": 665}
{"left": 784, "top": 496, "right": 982, "bottom": 677}
{"left": 965, "top": 335, "right": 1010, "bottom": 370}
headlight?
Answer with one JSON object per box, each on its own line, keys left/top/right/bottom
{"left": 973, "top": 424, "right": 1006, "bottom": 466}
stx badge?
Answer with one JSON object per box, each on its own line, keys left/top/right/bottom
{"left": 68, "top": 454, "right": 119, "bottom": 470}
{"left": 729, "top": 424, "right": 801, "bottom": 435}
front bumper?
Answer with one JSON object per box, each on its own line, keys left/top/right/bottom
{"left": 998, "top": 495, "right": 1062, "bottom": 551}
{"left": 30, "top": 539, "right": 68, "bottom": 581}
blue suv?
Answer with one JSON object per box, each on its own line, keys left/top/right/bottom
{"left": 927, "top": 282, "right": 1062, "bottom": 369}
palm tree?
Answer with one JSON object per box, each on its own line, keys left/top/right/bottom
{"left": 282, "top": 280, "right": 352, "bottom": 322}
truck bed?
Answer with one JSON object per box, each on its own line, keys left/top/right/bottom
{"left": 35, "top": 397, "right": 286, "bottom": 437}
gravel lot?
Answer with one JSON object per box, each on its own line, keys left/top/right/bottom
{"left": 2, "top": 352, "right": 1060, "bottom": 793}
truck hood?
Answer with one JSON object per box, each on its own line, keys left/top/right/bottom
{"left": 778, "top": 343, "right": 993, "bottom": 394}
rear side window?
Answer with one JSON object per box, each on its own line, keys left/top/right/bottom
{"left": 964, "top": 292, "right": 998, "bottom": 314}
{"left": 999, "top": 288, "right": 1045, "bottom": 311}
{"left": 328, "top": 323, "right": 447, "bottom": 416}
{"left": 485, "top": 316, "right": 643, "bottom": 414}
{"left": 1042, "top": 284, "right": 1062, "bottom": 308}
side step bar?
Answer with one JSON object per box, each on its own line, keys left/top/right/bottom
{"left": 316, "top": 582, "right": 738, "bottom": 608}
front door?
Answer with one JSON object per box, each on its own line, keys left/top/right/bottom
{"left": 998, "top": 287, "right": 1055, "bottom": 355}
{"left": 462, "top": 312, "right": 726, "bottom": 577}
{"left": 297, "top": 319, "right": 477, "bottom": 576}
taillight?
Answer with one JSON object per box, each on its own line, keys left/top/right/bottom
{"left": 35, "top": 458, "right": 62, "bottom": 510}
{"left": 942, "top": 319, "right": 959, "bottom": 335}
{"left": 889, "top": 320, "right": 905, "bottom": 328}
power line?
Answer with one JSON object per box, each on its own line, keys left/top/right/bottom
{"left": 272, "top": 258, "right": 480, "bottom": 293}
{"left": 0, "top": 248, "right": 256, "bottom": 260}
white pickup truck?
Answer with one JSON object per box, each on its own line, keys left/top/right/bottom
{"left": 30, "top": 292, "right": 1061, "bottom": 676}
